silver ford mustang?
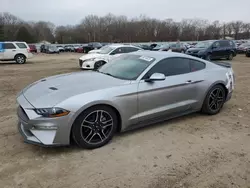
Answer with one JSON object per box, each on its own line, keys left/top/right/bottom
{"left": 17, "top": 51, "right": 235, "bottom": 149}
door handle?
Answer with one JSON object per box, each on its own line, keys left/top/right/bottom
{"left": 12, "top": 50, "right": 16, "bottom": 51}
{"left": 185, "top": 80, "right": 193, "bottom": 84}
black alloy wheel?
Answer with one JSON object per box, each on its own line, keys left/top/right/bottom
{"left": 202, "top": 85, "right": 226, "bottom": 115}
{"left": 72, "top": 105, "right": 117, "bottom": 149}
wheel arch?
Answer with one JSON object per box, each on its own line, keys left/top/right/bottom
{"left": 203, "top": 81, "right": 229, "bottom": 103}
{"left": 69, "top": 103, "right": 122, "bottom": 143}
{"left": 95, "top": 59, "right": 107, "bottom": 64}
{"left": 14, "top": 53, "right": 27, "bottom": 59}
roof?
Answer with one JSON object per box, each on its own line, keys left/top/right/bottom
{"left": 108, "top": 43, "right": 140, "bottom": 48}
{"left": 131, "top": 50, "right": 197, "bottom": 61}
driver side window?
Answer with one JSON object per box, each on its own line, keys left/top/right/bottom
{"left": 142, "top": 57, "right": 190, "bottom": 79}
{"left": 110, "top": 47, "right": 126, "bottom": 55}
{"left": 213, "top": 42, "right": 220, "bottom": 48}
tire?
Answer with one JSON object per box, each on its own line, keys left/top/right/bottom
{"left": 15, "top": 54, "right": 26, "bottom": 64}
{"left": 227, "top": 53, "right": 233, "bottom": 60}
{"left": 201, "top": 85, "right": 226, "bottom": 115}
{"left": 72, "top": 105, "right": 118, "bottom": 149}
{"left": 206, "top": 54, "right": 212, "bottom": 61}
{"left": 94, "top": 61, "right": 106, "bottom": 70}
{"left": 181, "top": 50, "right": 184, "bottom": 53}
{"left": 246, "top": 53, "right": 250, "bottom": 57}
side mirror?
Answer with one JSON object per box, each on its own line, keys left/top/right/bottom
{"left": 145, "top": 73, "right": 165, "bottom": 82}
{"left": 212, "top": 45, "right": 217, "bottom": 49}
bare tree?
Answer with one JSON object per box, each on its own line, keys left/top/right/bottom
{"left": 231, "top": 21, "right": 244, "bottom": 40}
{"left": 1, "top": 12, "right": 250, "bottom": 43}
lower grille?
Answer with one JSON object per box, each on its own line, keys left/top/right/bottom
{"left": 79, "top": 59, "right": 83, "bottom": 67}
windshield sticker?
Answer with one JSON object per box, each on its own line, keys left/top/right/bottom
{"left": 139, "top": 56, "right": 154, "bottom": 62}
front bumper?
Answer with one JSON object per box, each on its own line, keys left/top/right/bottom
{"left": 79, "top": 59, "right": 94, "bottom": 70}
{"left": 225, "top": 91, "right": 233, "bottom": 102}
{"left": 17, "top": 94, "right": 72, "bottom": 147}
{"left": 185, "top": 52, "right": 202, "bottom": 58}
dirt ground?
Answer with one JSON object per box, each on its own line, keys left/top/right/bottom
{"left": 0, "top": 53, "right": 250, "bottom": 188}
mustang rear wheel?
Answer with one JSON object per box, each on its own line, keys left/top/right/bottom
{"left": 202, "top": 85, "right": 226, "bottom": 115}
{"left": 72, "top": 105, "right": 118, "bottom": 149}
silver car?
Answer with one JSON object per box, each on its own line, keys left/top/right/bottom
{"left": 17, "top": 51, "right": 235, "bottom": 149}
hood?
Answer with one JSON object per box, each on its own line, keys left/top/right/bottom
{"left": 22, "top": 71, "right": 128, "bottom": 108}
{"left": 88, "top": 49, "right": 101, "bottom": 54}
{"left": 187, "top": 47, "right": 206, "bottom": 53}
{"left": 79, "top": 53, "right": 105, "bottom": 61}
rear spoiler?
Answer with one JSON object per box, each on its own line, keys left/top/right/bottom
{"left": 212, "top": 61, "right": 232, "bottom": 68}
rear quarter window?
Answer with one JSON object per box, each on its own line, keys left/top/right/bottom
{"left": 189, "top": 59, "right": 206, "bottom": 72}
{"left": 15, "top": 43, "right": 28, "bottom": 49}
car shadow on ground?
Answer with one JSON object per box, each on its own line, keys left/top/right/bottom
{"left": 22, "top": 110, "right": 223, "bottom": 154}
{"left": 0, "top": 62, "right": 34, "bottom": 66}
{"left": 117, "top": 112, "right": 203, "bottom": 138}
{"left": 25, "top": 142, "right": 80, "bottom": 156}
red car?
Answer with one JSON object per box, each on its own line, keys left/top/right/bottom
{"left": 28, "top": 44, "right": 37, "bottom": 53}
{"left": 77, "top": 46, "right": 84, "bottom": 53}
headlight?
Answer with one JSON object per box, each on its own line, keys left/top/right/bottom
{"left": 34, "top": 107, "right": 70, "bottom": 118}
{"left": 87, "top": 58, "right": 96, "bottom": 61}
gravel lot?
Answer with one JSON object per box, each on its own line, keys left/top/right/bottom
{"left": 0, "top": 53, "right": 250, "bottom": 188}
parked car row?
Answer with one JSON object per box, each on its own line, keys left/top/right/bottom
{"left": 185, "top": 40, "right": 237, "bottom": 60}
{"left": 78, "top": 39, "right": 240, "bottom": 71}
{"left": 39, "top": 42, "right": 104, "bottom": 54}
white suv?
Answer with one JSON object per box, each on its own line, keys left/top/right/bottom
{"left": 0, "top": 41, "right": 33, "bottom": 64}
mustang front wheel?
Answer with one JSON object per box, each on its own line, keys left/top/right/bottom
{"left": 72, "top": 105, "right": 118, "bottom": 149}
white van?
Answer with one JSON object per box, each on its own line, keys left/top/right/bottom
{"left": 0, "top": 41, "right": 33, "bottom": 64}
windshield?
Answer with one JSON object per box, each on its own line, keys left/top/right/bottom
{"left": 239, "top": 43, "right": 250, "bottom": 47}
{"left": 159, "top": 44, "right": 170, "bottom": 49}
{"left": 98, "top": 54, "right": 155, "bottom": 80}
{"left": 98, "top": 46, "right": 115, "bottom": 54}
{"left": 49, "top": 46, "right": 57, "bottom": 50}
{"left": 170, "top": 43, "right": 181, "bottom": 48}
{"left": 195, "top": 41, "right": 213, "bottom": 48}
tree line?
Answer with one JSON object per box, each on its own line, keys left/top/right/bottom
{"left": 0, "top": 12, "right": 250, "bottom": 44}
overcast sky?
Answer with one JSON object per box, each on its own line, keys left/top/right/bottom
{"left": 1, "top": 0, "right": 250, "bottom": 25}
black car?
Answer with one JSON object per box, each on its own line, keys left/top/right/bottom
{"left": 246, "top": 48, "right": 250, "bottom": 57}
{"left": 185, "top": 40, "right": 237, "bottom": 60}
{"left": 82, "top": 42, "right": 103, "bottom": 53}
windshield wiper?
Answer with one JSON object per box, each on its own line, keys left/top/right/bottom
{"left": 97, "top": 71, "right": 118, "bottom": 78}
